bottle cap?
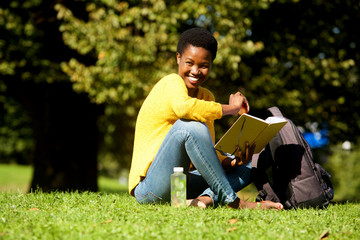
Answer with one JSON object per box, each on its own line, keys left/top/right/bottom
{"left": 173, "top": 167, "right": 183, "bottom": 173}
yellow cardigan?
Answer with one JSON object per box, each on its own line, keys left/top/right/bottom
{"left": 128, "top": 73, "right": 223, "bottom": 195}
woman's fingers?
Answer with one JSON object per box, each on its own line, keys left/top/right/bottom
{"left": 249, "top": 142, "right": 256, "bottom": 158}
{"left": 245, "top": 142, "right": 249, "bottom": 160}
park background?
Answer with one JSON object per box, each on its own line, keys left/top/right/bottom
{"left": 1, "top": 0, "right": 359, "bottom": 202}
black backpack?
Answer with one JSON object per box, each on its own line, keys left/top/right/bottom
{"left": 251, "top": 107, "right": 334, "bottom": 209}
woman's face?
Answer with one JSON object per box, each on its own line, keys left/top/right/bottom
{"left": 177, "top": 45, "right": 212, "bottom": 95}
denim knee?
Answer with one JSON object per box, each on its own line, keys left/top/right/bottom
{"left": 176, "top": 119, "right": 207, "bottom": 131}
{"left": 175, "top": 119, "right": 210, "bottom": 140}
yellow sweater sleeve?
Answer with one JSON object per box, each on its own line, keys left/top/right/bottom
{"left": 166, "top": 76, "right": 223, "bottom": 122}
{"left": 128, "top": 74, "right": 223, "bottom": 195}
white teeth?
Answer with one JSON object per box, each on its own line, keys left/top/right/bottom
{"left": 189, "top": 77, "right": 198, "bottom": 82}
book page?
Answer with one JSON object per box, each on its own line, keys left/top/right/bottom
{"left": 252, "top": 120, "right": 288, "bottom": 153}
{"left": 237, "top": 115, "right": 270, "bottom": 154}
{"left": 215, "top": 114, "right": 269, "bottom": 156}
{"left": 215, "top": 114, "right": 288, "bottom": 156}
{"left": 265, "top": 116, "right": 287, "bottom": 124}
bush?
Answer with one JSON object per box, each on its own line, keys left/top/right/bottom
{"left": 324, "top": 143, "right": 360, "bottom": 202}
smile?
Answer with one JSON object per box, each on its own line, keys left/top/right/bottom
{"left": 188, "top": 76, "right": 199, "bottom": 84}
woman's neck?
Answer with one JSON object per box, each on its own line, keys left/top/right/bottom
{"left": 188, "top": 88, "right": 198, "bottom": 98}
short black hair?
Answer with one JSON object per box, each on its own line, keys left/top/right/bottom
{"left": 177, "top": 28, "right": 218, "bottom": 61}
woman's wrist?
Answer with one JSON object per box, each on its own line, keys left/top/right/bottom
{"left": 221, "top": 104, "right": 240, "bottom": 116}
{"left": 221, "top": 157, "right": 232, "bottom": 170}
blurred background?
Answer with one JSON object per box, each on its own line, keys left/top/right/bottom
{"left": 1, "top": 0, "right": 359, "bottom": 202}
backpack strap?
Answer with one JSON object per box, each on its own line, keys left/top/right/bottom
{"left": 267, "top": 106, "right": 284, "bottom": 117}
{"left": 267, "top": 107, "right": 299, "bottom": 209}
{"left": 251, "top": 146, "right": 281, "bottom": 203}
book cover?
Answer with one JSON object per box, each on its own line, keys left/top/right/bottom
{"left": 214, "top": 113, "right": 288, "bottom": 156}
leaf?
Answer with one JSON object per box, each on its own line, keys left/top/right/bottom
{"left": 104, "top": 219, "right": 113, "bottom": 224}
{"left": 228, "top": 218, "right": 238, "bottom": 224}
{"left": 226, "top": 227, "right": 238, "bottom": 232}
{"left": 28, "top": 208, "right": 39, "bottom": 211}
{"left": 319, "top": 230, "right": 330, "bottom": 239}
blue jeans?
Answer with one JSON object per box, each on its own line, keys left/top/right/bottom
{"left": 134, "top": 119, "right": 252, "bottom": 205}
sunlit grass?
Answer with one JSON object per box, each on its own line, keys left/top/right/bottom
{"left": 0, "top": 164, "right": 359, "bottom": 239}
{"left": 0, "top": 164, "right": 32, "bottom": 193}
{"left": 0, "top": 163, "right": 257, "bottom": 198}
{"left": 0, "top": 191, "right": 359, "bottom": 240}
{"left": 0, "top": 164, "right": 127, "bottom": 193}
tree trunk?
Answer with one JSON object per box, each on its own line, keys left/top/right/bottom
{"left": 7, "top": 80, "right": 101, "bottom": 192}
{"left": 29, "top": 82, "right": 100, "bottom": 192}
{"left": 1, "top": 1, "right": 101, "bottom": 192}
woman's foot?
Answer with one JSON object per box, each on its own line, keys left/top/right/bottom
{"left": 186, "top": 196, "right": 213, "bottom": 208}
{"left": 228, "top": 197, "right": 283, "bottom": 210}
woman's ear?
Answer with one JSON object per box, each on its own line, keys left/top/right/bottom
{"left": 176, "top": 52, "right": 181, "bottom": 64}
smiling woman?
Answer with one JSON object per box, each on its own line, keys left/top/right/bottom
{"left": 175, "top": 28, "right": 216, "bottom": 97}
{"left": 176, "top": 45, "right": 212, "bottom": 97}
{"left": 128, "top": 28, "right": 282, "bottom": 210}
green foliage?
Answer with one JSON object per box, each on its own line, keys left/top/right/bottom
{"left": 0, "top": 0, "right": 67, "bottom": 83}
{"left": 324, "top": 144, "right": 360, "bottom": 202}
{"left": 54, "top": 0, "right": 268, "bottom": 105}
{"left": 0, "top": 97, "right": 34, "bottom": 164}
{"left": 0, "top": 0, "right": 70, "bottom": 165}
{"left": 55, "top": 0, "right": 360, "bottom": 145}
{"left": 0, "top": 191, "right": 359, "bottom": 239}
{"left": 243, "top": 0, "right": 360, "bottom": 143}
{"left": 53, "top": 0, "right": 272, "bottom": 170}
{"left": 1, "top": 0, "right": 360, "bottom": 175}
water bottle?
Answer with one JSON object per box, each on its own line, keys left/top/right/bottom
{"left": 171, "top": 167, "right": 186, "bottom": 207}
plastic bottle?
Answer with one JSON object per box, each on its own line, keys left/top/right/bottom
{"left": 171, "top": 167, "right": 186, "bottom": 207}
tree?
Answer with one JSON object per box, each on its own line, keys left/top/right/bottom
{"left": 242, "top": 0, "right": 360, "bottom": 144}
{"left": 0, "top": 0, "right": 100, "bottom": 191}
{"left": 54, "top": 0, "right": 270, "bottom": 172}
{"left": 1, "top": 0, "right": 359, "bottom": 192}
{"left": 57, "top": 0, "right": 360, "bottom": 150}
{"left": 1, "top": 0, "right": 268, "bottom": 190}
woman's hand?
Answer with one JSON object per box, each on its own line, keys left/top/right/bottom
{"left": 234, "top": 141, "right": 256, "bottom": 166}
{"left": 222, "top": 91, "right": 250, "bottom": 116}
{"left": 222, "top": 142, "right": 256, "bottom": 170}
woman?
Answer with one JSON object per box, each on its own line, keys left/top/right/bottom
{"left": 128, "top": 28, "right": 282, "bottom": 210}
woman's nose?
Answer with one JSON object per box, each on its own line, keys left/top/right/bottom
{"left": 191, "top": 66, "right": 200, "bottom": 75}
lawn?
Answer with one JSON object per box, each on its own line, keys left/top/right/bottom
{"left": 0, "top": 164, "right": 127, "bottom": 194}
{"left": 0, "top": 164, "right": 359, "bottom": 239}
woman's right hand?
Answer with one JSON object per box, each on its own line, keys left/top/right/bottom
{"left": 227, "top": 91, "right": 249, "bottom": 116}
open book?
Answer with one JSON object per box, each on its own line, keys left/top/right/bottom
{"left": 214, "top": 113, "right": 288, "bottom": 156}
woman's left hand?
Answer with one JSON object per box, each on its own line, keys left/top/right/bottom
{"left": 221, "top": 142, "right": 256, "bottom": 170}
{"left": 233, "top": 141, "right": 256, "bottom": 166}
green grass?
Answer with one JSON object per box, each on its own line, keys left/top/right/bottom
{"left": 0, "top": 164, "right": 32, "bottom": 193}
{"left": 0, "top": 192, "right": 359, "bottom": 239}
{"left": 0, "top": 164, "right": 127, "bottom": 194}
{"left": 0, "top": 164, "right": 359, "bottom": 239}
{"left": 0, "top": 164, "right": 257, "bottom": 198}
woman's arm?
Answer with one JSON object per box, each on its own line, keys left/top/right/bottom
{"left": 167, "top": 76, "right": 223, "bottom": 122}
{"left": 221, "top": 92, "right": 249, "bottom": 117}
